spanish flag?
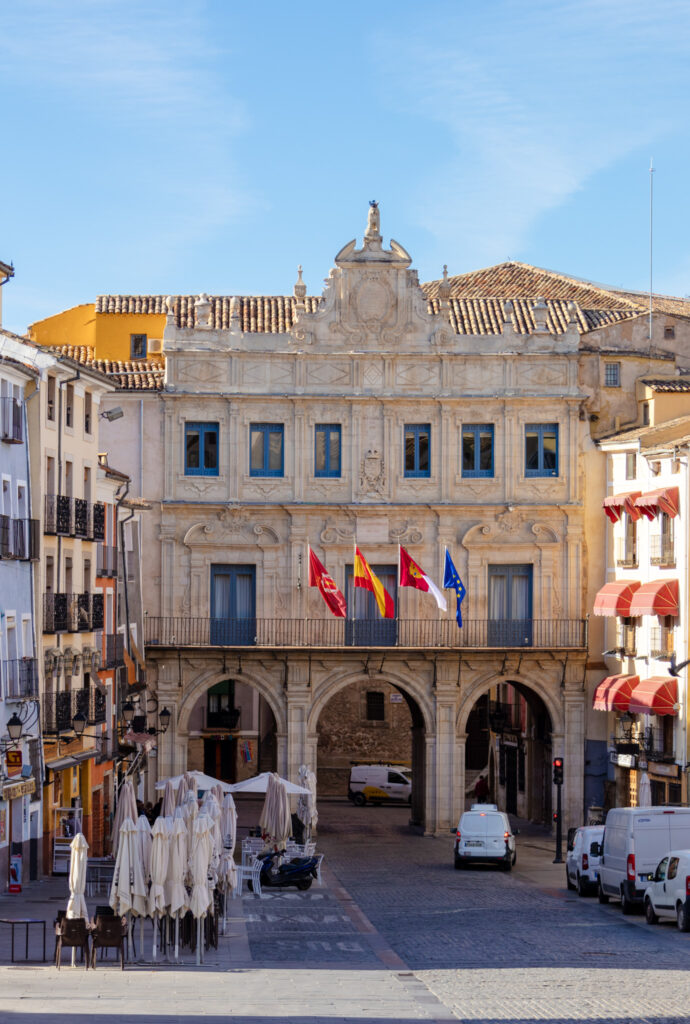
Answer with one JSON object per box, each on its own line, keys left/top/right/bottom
{"left": 354, "top": 546, "right": 395, "bottom": 618}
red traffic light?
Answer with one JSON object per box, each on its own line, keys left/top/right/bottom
{"left": 552, "top": 811, "right": 559, "bottom": 821}
{"left": 553, "top": 757, "right": 563, "bottom": 768}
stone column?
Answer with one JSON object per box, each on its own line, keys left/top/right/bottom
{"left": 564, "top": 681, "right": 586, "bottom": 830}
{"left": 285, "top": 655, "right": 311, "bottom": 800}
{"left": 433, "top": 657, "right": 460, "bottom": 834}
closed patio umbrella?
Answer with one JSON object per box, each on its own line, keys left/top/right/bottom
{"left": 297, "top": 764, "right": 318, "bottom": 842}
{"left": 111, "top": 778, "right": 137, "bottom": 856}
{"left": 66, "top": 833, "right": 89, "bottom": 920}
{"left": 166, "top": 813, "right": 188, "bottom": 963}
{"left": 161, "top": 779, "right": 176, "bottom": 818}
{"left": 148, "top": 817, "right": 171, "bottom": 960}
{"left": 219, "top": 794, "right": 237, "bottom": 933}
{"left": 638, "top": 771, "right": 653, "bottom": 808}
{"left": 134, "top": 814, "right": 153, "bottom": 957}
{"left": 189, "top": 814, "right": 214, "bottom": 965}
{"left": 110, "top": 817, "right": 147, "bottom": 961}
{"left": 259, "top": 773, "right": 292, "bottom": 851}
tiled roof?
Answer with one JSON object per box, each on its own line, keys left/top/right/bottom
{"left": 641, "top": 377, "right": 690, "bottom": 392}
{"left": 428, "top": 297, "right": 639, "bottom": 336}
{"left": 96, "top": 294, "right": 321, "bottom": 332}
{"left": 599, "top": 414, "right": 690, "bottom": 445}
{"left": 48, "top": 345, "right": 164, "bottom": 391}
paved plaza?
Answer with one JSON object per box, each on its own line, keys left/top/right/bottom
{"left": 1, "top": 802, "right": 690, "bottom": 1022}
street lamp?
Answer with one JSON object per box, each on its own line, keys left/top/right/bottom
{"left": 6, "top": 713, "right": 23, "bottom": 742}
{"left": 120, "top": 698, "right": 170, "bottom": 735}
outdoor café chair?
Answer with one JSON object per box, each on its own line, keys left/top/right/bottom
{"left": 55, "top": 918, "right": 90, "bottom": 969}
{"left": 90, "top": 915, "right": 126, "bottom": 970}
{"left": 234, "top": 856, "right": 263, "bottom": 898}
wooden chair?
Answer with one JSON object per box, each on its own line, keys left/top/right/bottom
{"left": 55, "top": 918, "right": 90, "bottom": 969}
{"left": 90, "top": 916, "right": 126, "bottom": 970}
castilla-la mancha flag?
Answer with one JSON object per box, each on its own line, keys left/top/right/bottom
{"left": 308, "top": 548, "right": 347, "bottom": 617}
{"left": 353, "top": 546, "right": 395, "bottom": 619}
{"left": 399, "top": 546, "right": 447, "bottom": 612}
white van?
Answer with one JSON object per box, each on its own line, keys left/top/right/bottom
{"left": 566, "top": 825, "right": 604, "bottom": 896}
{"left": 643, "top": 849, "right": 690, "bottom": 931}
{"left": 348, "top": 765, "right": 411, "bottom": 806}
{"left": 598, "top": 806, "right": 690, "bottom": 913}
{"left": 454, "top": 805, "right": 516, "bottom": 871}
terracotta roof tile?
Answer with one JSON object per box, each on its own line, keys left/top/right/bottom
{"left": 640, "top": 377, "right": 690, "bottom": 392}
{"left": 48, "top": 345, "right": 164, "bottom": 391}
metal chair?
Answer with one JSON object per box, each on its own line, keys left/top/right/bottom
{"left": 90, "top": 916, "right": 126, "bottom": 970}
{"left": 55, "top": 918, "right": 90, "bottom": 969}
{"left": 234, "top": 856, "right": 263, "bottom": 898}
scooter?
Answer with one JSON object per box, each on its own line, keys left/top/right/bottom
{"left": 249, "top": 849, "right": 319, "bottom": 892}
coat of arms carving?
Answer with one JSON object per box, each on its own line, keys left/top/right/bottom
{"left": 360, "top": 449, "right": 385, "bottom": 496}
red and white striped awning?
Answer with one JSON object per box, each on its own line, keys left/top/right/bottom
{"left": 592, "top": 674, "right": 639, "bottom": 712}
{"left": 628, "top": 677, "right": 678, "bottom": 717}
{"left": 603, "top": 492, "right": 641, "bottom": 523}
{"left": 634, "top": 486, "right": 679, "bottom": 521}
{"left": 593, "top": 580, "right": 641, "bottom": 617}
{"left": 629, "top": 579, "right": 679, "bottom": 617}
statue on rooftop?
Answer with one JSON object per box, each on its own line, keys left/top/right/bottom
{"left": 365, "top": 200, "right": 380, "bottom": 241}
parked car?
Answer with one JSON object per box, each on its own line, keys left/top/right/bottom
{"left": 566, "top": 825, "right": 604, "bottom": 896}
{"left": 598, "top": 806, "right": 690, "bottom": 913}
{"left": 643, "top": 850, "right": 690, "bottom": 931}
{"left": 348, "top": 764, "right": 411, "bottom": 806}
{"left": 454, "top": 804, "right": 517, "bottom": 871}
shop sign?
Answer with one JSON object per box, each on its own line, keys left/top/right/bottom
{"left": 610, "top": 750, "right": 637, "bottom": 769}
{"left": 648, "top": 761, "right": 679, "bottom": 779}
{"left": 390, "top": 693, "right": 403, "bottom": 703}
{"left": 5, "top": 750, "right": 21, "bottom": 777}
{"left": 502, "top": 734, "right": 519, "bottom": 747}
{"left": 2, "top": 778, "right": 35, "bottom": 801}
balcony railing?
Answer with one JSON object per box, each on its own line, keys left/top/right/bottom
{"left": 0, "top": 516, "right": 36, "bottom": 559}
{"left": 206, "top": 708, "right": 241, "bottom": 730}
{"left": 0, "top": 397, "right": 23, "bottom": 443}
{"left": 615, "top": 537, "right": 637, "bottom": 568}
{"left": 650, "top": 627, "right": 674, "bottom": 661}
{"left": 3, "top": 657, "right": 39, "bottom": 699}
{"left": 91, "top": 593, "right": 104, "bottom": 631}
{"left": 43, "top": 685, "right": 107, "bottom": 734}
{"left": 144, "top": 617, "right": 588, "bottom": 650}
{"left": 43, "top": 592, "right": 70, "bottom": 633}
{"left": 92, "top": 503, "right": 106, "bottom": 541}
{"left": 104, "top": 633, "right": 125, "bottom": 669}
{"left": 45, "top": 494, "right": 73, "bottom": 536}
{"left": 650, "top": 535, "right": 676, "bottom": 567}
{"left": 97, "top": 544, "right": 118, "bottom": 578}
{"left": 74, "top": 498, "right": 90, "bottom": 538}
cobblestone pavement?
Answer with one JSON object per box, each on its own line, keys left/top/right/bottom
{"left": 1, "top": 800, "right": 690, "bottom": 1022}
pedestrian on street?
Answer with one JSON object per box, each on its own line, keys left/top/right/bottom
{"left": 474, "top": 774, "right": 490, "bottom": 803}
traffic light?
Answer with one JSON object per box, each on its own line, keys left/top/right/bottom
{"left": 553, "top": 757, "right": 564, "bottom": 785}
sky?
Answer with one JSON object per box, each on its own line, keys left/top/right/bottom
{"left": 2, "top": 0, "right": 690, "bottom": 334}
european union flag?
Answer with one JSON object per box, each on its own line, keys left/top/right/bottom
{"left": 443, "top": 548, "right": 466, "bottom": 627}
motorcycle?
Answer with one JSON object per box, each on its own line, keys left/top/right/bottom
{"left": 249, "top": 849, "right": 319, "bottom": 892}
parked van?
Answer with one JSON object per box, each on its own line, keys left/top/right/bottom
{"left": 566, "top": 825, "right": 604, "bottom": 896}
{"left": 598, "top": 807, "right": 690, "bottom": 913}
{"left": 454, "top": 804, "right": 517, "bottom": 870}
{"left": 348, "top": 765, "right": 411, "bottom": 806}
{"left": 643, "top": 849, "right": 690, "bottom": 931}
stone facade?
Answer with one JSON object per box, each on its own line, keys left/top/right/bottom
{"left": 90, "top": 207, "right": 690, "bottom": 834}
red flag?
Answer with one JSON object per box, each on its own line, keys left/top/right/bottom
{"left": 399, "top": 546, "right": 447, "bottom": 611}
{"left": 308, "top": 548, "right": 347, "bottom": 617}
{"left": 354, "top": 546, "right": 395, "bottom": 618}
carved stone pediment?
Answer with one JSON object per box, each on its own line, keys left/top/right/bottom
{"left": 320, "top": 516, "right": 355, "bottom": 545}
{"left": 183, "top": 515, "right": 281, "bottom": 547}
{"left": 461, "top": 516, "right": 559, "bottom": 547}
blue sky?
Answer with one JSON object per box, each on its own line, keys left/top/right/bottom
{"left": 2, "top": 0, "right": 690, "bottom": 333}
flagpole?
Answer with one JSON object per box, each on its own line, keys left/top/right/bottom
{"left": 305, "top": 542, "right": 310, "bottom": 645}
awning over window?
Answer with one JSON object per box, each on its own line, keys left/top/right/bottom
{"left": 592, "top": 674, "right": 639, "bottom": 712}
{"left": 593, "top": 580, "right": 641, "bottom": 616}
{"left": 629, "top": 579, "right": 679, "bottom": 617}
{"left": 634, "top": 486, "right": 679, "bottom": 521}
{"left": 628, "top": 676, "right": 678, "bottom": 716}
{"left": 603, "top": 492, "right": 641, "bottom": 523}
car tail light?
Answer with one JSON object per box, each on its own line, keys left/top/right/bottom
{"left": 504, "top": 831, "right": 510, "bottom": 840}
{"left": 686, "top": 875, "right": 690, "bottom": 896}
{"left": 456, "top": 830, "right": 461, "bottom": 841}
{"left": 582, "top": 853, "right": 589, "bottom": 870}
{"left": 627, "top": 853, "right": 636, "bottom": 881}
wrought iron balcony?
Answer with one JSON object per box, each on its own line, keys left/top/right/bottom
{"left": 3, "top": 657, "right": 38, "bottom": 699}
{"left": 43, "top": 592, "right": 70, "bottom": 633}
{"left": 91, "top": 593, "right": 104, "bottom": 631}
{"left": 643, "top": 724, "right": 676, "bottom": 764}
{"left": 74, "top": 498, "right": 89, "bottom": 538}
{"left": 92, "top": 502, "right": 106, "bottom": 541}
{"left": 97, "top": 544, "right": 118, "bottom": 578}
{"left": 43, "top": 684, "right": 107, "bottom": 734}
{"left": 0, "top": 516, "right": 39, "bottom": 560}
{"left": 144, "top": 617, "right": 588, "bottom": 651}
{"left": 615, "top": 537, "right": 637, "bottom": 569}
{"left": 650, "top": 534, "right": 676, "bottom": 567}
{"left": 0, "top": 397, "right": 23, "bottom": 443}
{"left": 206, "top": 708, "right": 241, "bottom": 730}
{"left": 104, "top": 633, "right": 125, "bottom": 669}
{"left": 45, "top": 494, "right": 73, "bottom": 536}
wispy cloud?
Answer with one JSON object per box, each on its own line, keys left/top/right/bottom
{"left": 376, "top": 0, "right": 690, "bottom": 270}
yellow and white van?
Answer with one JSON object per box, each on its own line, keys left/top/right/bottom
{"left": 348, "top": 765, "right": 412, "bottom": 806}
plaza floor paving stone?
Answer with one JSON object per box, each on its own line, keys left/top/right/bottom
{"left": 1, "top": 801, "right": 690, "bottom": 1022}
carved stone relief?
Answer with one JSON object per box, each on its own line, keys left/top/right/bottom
{"left": 359, "top": 449, "right": 386, "bottom": 496}
{"left": 320, "top": 516, "right": 356, "bottom": 545}
{"left": 390, "top": 522, "right": 423, "bottom": 544}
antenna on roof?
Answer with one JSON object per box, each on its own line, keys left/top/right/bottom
{"left": 649, "top": 158, "right": 654, "bottom": 343}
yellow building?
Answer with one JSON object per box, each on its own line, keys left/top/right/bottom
{"left": 30, "top": 300, "right": 166, "bottom": 364}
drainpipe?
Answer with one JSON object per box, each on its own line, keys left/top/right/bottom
{"left": 56, "top": 371, "right": 80, "bottom": 605}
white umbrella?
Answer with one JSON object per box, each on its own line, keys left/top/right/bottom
{"left": 229, "top": 771, "right": 311, "bottom": 795}
{"left": 259, "top": 773, "right": 291, "bottom": 851}
{"left": 166, "top": 813, "right": 188, "bottom": 963}
{"left": 220, "top": 793, "right": 237, "bottom": 850}
{"left": 66, "top": 832, "right": 89, "bottom": 920}
{"left": 110, "top": 817, "right": 136, "bottom": 916}
{"left": 638, "top": 771, "right": 653, "bottom": 808}
{"left": 297, "top": 764, "right": 318, "bottom": 841}
{"left": 111, "top": 778, "right": 137, "bottom": 856}
{"left": 134, "top": 814, "right": 153, "bottom": 958}
{"left": 219, "top": 794, "right": 237, "bottom": 933}
{"left": 189, "top": 814, "right": 214, "bottom": 965}
{"left": 148, "top": 817, "right": 171, "bottom": 960}
{"left": 174, "top": 775, "right": 189, "bottom": 809}
{"left": 161, "top": 779, "right": 176, "bottom": 818}
{"left": 156, "top": 770, "right": 232, "bottom": 794}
